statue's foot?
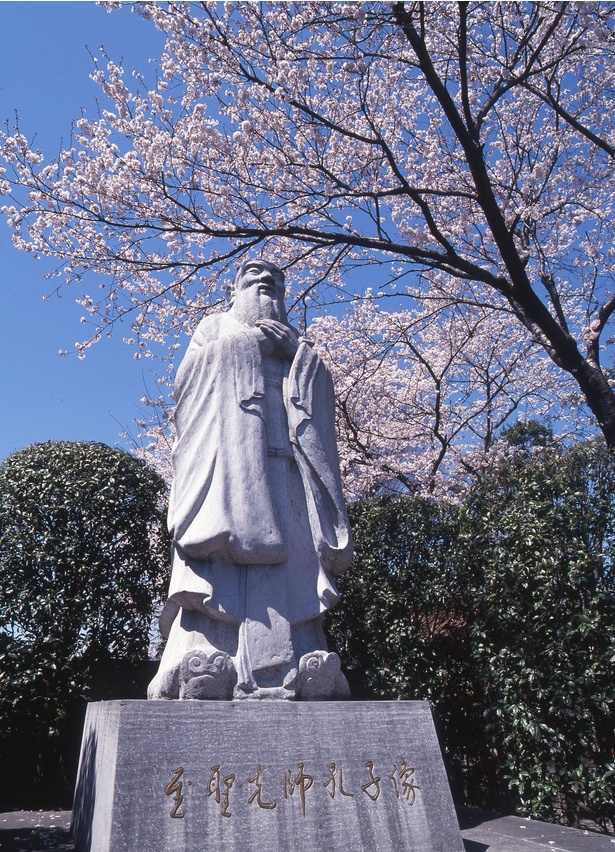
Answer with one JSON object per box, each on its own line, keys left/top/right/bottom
{"left": 148, "top": 664, "right": 180, "bottom": 700}
{"left": 180, "top": 649, "right": 236, "bottom": 700}
{"left": 233, "top": 666, "right": 298, "bottom": 701}
{"left": 232, "top": 685, "right": 296, "bottom": 700}
{"left": 297, "top": 651, "right": 350, "bottom": 700}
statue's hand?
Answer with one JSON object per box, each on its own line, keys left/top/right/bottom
{"left": 256, "top": 320, "right": 300, "bottom": 360}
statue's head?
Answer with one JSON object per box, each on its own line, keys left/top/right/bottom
{"left": 225, "top": 259, "right": 285, "bottom": 307}
{"left": 226, "top": 259, "right": 287, "bottom": 326}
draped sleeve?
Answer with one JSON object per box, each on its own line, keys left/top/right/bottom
{"left": 285, "top": 342, "right": 354, "bottom": 576}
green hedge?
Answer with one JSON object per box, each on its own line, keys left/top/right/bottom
{"left": 0, "top": 442, "right": 170, "bottom": 809}
{"left": 326, "top": 440, "right": 615, "bottom": 830}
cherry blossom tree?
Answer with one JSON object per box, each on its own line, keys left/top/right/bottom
{"left": 1, "top": 1, "right": 614, "bottom": 486}
{"left": 311, "top": 287, "right": 582, "bottom": 498}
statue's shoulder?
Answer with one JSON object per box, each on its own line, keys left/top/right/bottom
{"left": 191, "top": 311, "right": 236, "bottom": 347}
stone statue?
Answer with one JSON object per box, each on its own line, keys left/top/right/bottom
{"left": 148, "top": 259, "right": 354, "bottom": 701}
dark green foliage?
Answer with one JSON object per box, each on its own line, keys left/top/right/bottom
{"left": 0, "top": 441, "right": 171, "bottom": 807}
{"left": 327, "top": 440, "right": 615, "bottom": 830}
{"left": 461, "top": 441, "right": 615, "bottom": 828}
{"left": 499, "top": 420, "right": 554, "bottom": 449}
{"left": 331, "top": 495, "right": 463, "bottom": 699}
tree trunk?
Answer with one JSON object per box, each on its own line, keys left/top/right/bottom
{"left": 571, "top": 361, "right": 615, "bottom": 449}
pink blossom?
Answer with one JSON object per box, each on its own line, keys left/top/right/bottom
{"left": 1, "top": 2, "right": 613, "bottom": 489}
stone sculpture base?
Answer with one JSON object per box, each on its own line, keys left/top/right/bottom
{"left": 72, "top": 700, "right": 464, "bottom": 852}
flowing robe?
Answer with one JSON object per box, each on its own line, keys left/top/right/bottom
{"left": 159, "top": 312, "right": 353, "bottom": 680}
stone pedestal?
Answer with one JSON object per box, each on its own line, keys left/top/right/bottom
{"left": 72, "top": 700, "right": 464, "bottom": 852}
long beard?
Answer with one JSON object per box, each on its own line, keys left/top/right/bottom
{"left": 231, "top": 288, "right": 287, "bottom": 327}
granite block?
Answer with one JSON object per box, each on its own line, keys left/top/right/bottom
{"left": 72, "top": 700, "right": 464, "bottom": 852}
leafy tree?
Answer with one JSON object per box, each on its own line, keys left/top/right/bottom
{"left": 0, "top": 441, "right": 170, "bottom": 807}
{"left": 327, "top": 493, "right": 509, "bottom": 811}
{"left": 329, "top": 494, "right": 464, "bottom": 697}
{"left": 327, "top": 438, "right": 615, "bottom": 828}
{"left": 1, "top": 1, "right": 615, "bottom": 486}
{"left": 499, "top": 419, "right": 554, "bottom": 450}
{"left": 460, "top": 439, "right": 615, "bottom": 828}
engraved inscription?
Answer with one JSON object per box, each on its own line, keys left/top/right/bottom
{"left": 164, "top": 767, "right": 185, "bottom": 819}
{"left": 360, "top": 760, "right": 382, "bottom": 801}
{"left": 164, "top": 758, "right": 421, "bottom": 819}
{"left": 324, "top": 762, "right": 355, "bottom": 799}
{"left": 390, "top": 759, "right": 420, "bottom": 805}
{"left": 248, "top": 764, "right": 277, "bottom": 810}
{"left": 284, "top": 762, "right": 314, "bottom": 817}
{"left": 207, "top": 764, "right": 236, "bottom": 818}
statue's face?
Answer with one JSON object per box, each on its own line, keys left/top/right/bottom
{"left": 234, "top": 260, "right": 285, "bottom": 302}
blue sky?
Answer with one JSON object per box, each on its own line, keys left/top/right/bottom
{"left": 0, "top": 2, "right": 168, "bottom": 463}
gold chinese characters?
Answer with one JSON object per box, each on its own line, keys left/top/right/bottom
{"left": 165, "top": 759, "right": 421, "bottom": 819}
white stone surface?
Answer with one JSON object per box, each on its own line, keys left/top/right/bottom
{"left": 149, "top": 260, "right": 353, "bottom": 700}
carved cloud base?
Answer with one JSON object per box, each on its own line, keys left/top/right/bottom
{"left": 150, "top": 647, "right": 350, "bottom": 702}
{"left": 72, "top": 700, "right": 464, "bottom": 852}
